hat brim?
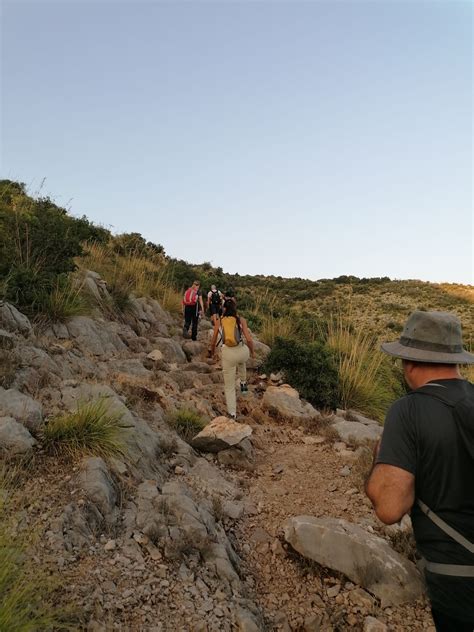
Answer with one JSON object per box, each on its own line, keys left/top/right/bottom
{"left": 381, "top": 341, "right": 474, "bottom": 365}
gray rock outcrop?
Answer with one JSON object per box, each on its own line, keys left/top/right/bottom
{"left": 0, "top": 301, "right": 32, "bottom": 335}
{"left": 331, "top": 418, "right": 382, "bottom": 444}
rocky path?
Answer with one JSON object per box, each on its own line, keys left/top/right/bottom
{"left": 231, "top": 407, "right": 435, "bottom": 632}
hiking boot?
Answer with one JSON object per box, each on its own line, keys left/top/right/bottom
{"left": 240, "top": 382, "right": 248, "bottom": 394}
{"left": 230, "top": 413, "right": 237, "bottom": 421}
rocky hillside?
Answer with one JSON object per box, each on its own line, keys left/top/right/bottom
{"left": 0, "top": 272, "right": 435, "bottom": 631}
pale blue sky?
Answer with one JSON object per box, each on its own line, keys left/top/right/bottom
{"left": 1, "top": 0, "right": 472, "bottom": 283}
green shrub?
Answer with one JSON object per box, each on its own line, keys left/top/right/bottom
{"left": 42, "top": 399, "right": 130, "bottom": 459}
{"left": 264, "top": 337, "right": 339, "bottom": 410}
{"left": 168, "top": 408, "right": 207, "bottom": 443}
{"left": 0, "top": 180, "right": 109, "bottom": 316}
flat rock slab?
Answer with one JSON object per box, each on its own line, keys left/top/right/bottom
{"left": 283, "top": 515, "right": 424, "bottom": 606}
{"left": 191, "top": 416, "right": 252, "bottom": 453}
{"left": 331, "top": 418, "right": 382, "bottom": 444}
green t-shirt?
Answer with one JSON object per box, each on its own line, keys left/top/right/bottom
{"left": 377, "top": 378, "right": 474, "bottom": 620}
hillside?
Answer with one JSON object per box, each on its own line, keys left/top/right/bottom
{"left": 0, "top": 180, "right": 472, "bottom": 631}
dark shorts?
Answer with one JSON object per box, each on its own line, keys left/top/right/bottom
{"left": 210, "top": 305, "right": 222, "bottom": 316}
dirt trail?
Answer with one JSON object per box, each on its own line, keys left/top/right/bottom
{"left": 230, "top": 395, "right": 435, "bottom": 632}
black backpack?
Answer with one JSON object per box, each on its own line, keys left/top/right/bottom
{"left": 210, "top": 290, "right": 221, "bottom": 306}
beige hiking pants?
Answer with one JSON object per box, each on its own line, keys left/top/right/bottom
{"left": 221, "top": 343, "right": 250, "bottom": 417}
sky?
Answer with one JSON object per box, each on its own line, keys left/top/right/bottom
{"left": 1, "top": 0, "right": 472, "bottom": 284}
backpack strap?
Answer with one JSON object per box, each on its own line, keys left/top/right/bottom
{"left": 417, "top": 499, "right": 474, "bottom": 553}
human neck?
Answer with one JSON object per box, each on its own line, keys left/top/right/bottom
{"left": 414, "top": 366, "right": 462, "bottom": 389}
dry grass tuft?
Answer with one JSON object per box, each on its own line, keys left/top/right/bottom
{"left": 42, "top": 398, "right": 130, "bottom": 459}
{"left": 167, "top": 408, "right": 207, "bottom": 443}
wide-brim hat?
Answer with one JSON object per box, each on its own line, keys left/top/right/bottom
{"left": 381, "top": 310, "right": 474, "bottom": 364}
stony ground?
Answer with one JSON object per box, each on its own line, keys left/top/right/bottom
{"left": 1, "top": 298, "right": 435, "bottom": 632}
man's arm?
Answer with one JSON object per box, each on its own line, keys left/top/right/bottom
{"left": 366, "top": 462, "right": 415, "bottom": 525}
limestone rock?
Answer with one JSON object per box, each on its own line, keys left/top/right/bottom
{"left": 154, "top": 337, "right": 187, "bottom": 364}
{"left": 0, "top": 416, "right": 37, "bottom": 453}
{"left": 234, "top": 607, "right": 261, "bottom": 632}
{"left": 182, "top": 340, "right": 205, "bottom": 361}
{"left": 191, "top": 416, "right": 252, "bottom": 453}
{"left": 283, "top": 515, "right": 424, "bottom": 606}
{"left": 363, "top": 616, "right": 388, "bottom": 632}
{"left": 66, "top": 316, "right": 127, "bottom": 357}
{"left": 331, "top": 418, "right": 382, "bottom": 444}
{"left": 77, "top": 457, "right": 118, "bottom": 519}
{"left": 147, "top": 349, "right": 164, "bottom": 362}
{"left": 0, "top": 302, "right": 32, "bottom": 335}
{"left": 262, "top": 385, "right": 319, "bottom": 421}
{"left": 0, "top": 387, "right": 43, "bottom": 431}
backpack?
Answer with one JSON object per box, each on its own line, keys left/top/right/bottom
{"left": 210, "top": 290, "right": 221, "bottom": 306}
{"left": 221, "top": 316, "right": 242, "bottom": 347}
{"left": 183, "top": 287, "right": 198, "bottom": 306}
{"left": 412, "top": 382, "right": 474, "bottom": 576}
{"left": 415, "top": 382, "right": 474, "bottom": 462}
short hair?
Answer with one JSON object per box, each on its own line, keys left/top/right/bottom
{"left": 402, "top": 359, "right": 458, "bottom": 370}
{"left": 193, "top": 280, "right": 200, "bottom": 286}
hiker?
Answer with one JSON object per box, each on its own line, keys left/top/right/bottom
{"left": 222, "top": 287, "right": 236, "bottom": 315}
{"left": 210, "top": 299, "right": 255, "bottom": 420}
{"left": 365, "top": 311, "right": 474, "bottom": 632}
{"left": 206, "top": 284, "right": 223, "bottom": 325}
{"left": 182, "top": 280, "right": 205, "bottom": 341}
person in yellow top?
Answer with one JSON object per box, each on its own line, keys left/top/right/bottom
{"left": 210, "top": 299, "right": 255, "bottom": 420}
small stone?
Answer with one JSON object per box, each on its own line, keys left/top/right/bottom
{"left": 363, "top": 616, "right": 388, "bottom": 632}
{"left": 104, "top": 540, "right": 116, "bottom": 551}
{"left": 273, "top": 464, "right": 284, "bottom": 475}
{"left": 175, "top": 465, "right": 185, "bottom": 475}
{"left": 327, "top": 584, "right": 341, "bottom": 598}
{"left": 339, "top": 465, "right": 351, "bottom": 477}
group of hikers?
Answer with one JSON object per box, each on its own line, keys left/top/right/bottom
{"left": 181, "top": 280, "right": 254, "bottom": 420}
{"left": 182, "top": 280, "right": 474, "bottom": 632}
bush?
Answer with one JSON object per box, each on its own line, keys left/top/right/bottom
{"left": 168, "top": 408, "right": 207, "bottom": 443}
{"left": 0, "top": 180, "right": 109, "bottom": 316}
{"left": 42, "top": 399, "right": 130, "bottom": 459}
{"left": 264, "top": 337, "right": 339, "bottom": 410}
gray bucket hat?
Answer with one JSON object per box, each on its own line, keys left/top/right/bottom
{"left": 381, "top": 310, "right": 474, "bottom": 364}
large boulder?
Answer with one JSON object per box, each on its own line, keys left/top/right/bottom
{"left": 182, "top": 340, "right": 206, "bottom": 361}
{"left": 191, "top": 416, "right": 252, "bottom": 453}
{"left": 0, "top": 416, "right": 37, "bottom": 454}
{"left": 283, "top": 516, "right": 424, "bottom": 606}
{"left": 0, "top": 387, "right": 42, "bottom": 431}
{"left": 331, "top": 418, "right": 382, "bottom": 444}
{"left": 262, "top": 385, "right": 319, "bottom": 421}
{"left": 0, "top": 302, "right": 32, "bottom": 335}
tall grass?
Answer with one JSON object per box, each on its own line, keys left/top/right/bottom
{"left": 42, "top": 398, "right": 130, "bottom": 459}
{"left": 34, "top": 275, "right": 91, "bottom": 326}
{"left": 0, "top": 464, "right": 70, "bottom": 630}
{"left": 78, "top": 242, "right": 182, "bottom": 315}
{"left": 323, "top": 310, "right": 399, "bottom": 421}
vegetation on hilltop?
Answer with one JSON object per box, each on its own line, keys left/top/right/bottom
{"left": 1, "top": 179, "right": 472, "bottom": 416}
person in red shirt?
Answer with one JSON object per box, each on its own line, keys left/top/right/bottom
{"left": 182, "top": 280, "right": 204, "bottom": 341}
